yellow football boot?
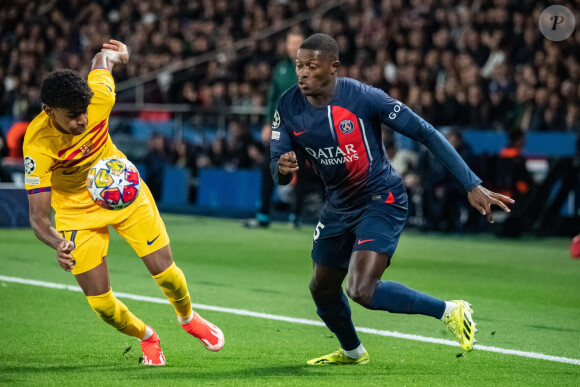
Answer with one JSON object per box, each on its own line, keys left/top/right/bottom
{"left": 307, "top": 348, "right": 369, "bottom": 365}
{"left": 443, "top": 300, "right": 476, "bottom": 351}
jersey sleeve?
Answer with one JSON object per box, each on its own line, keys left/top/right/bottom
{"left": 369, "top": 87, "right": 482, "bottom": 192}
{"left": 23, "top": 144, "right": 54, "bottom": 194}
{"left": 269, "top": 100, "right": 294, "bottom": 185}
{"left": 87, "top": 69, "right": 116, "bottom": 118}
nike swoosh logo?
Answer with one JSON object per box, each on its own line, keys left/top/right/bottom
{"left": 293, "top": 130, "right": 307, "bottom": 136}
{"left": 357, "top": 239, "right": 375, "bottom": 245}
{"left": 147, "top": 234, "right": 161, "bottom": 245}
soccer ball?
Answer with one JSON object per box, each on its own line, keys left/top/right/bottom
{"left": 86, "top": 157, "right": 141, "bottom": 210}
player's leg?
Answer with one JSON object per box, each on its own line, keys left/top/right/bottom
{"left": 307, "top": 263, "right": 369, "bottom": 365}
{"left": 68, "top": 228, "right": 164, "bottom": 365}
{"left": 307, "top": 209, "right": 368, "bottom": 365}
{"left": 346, "top": 251, "right": 476, "bottom": 351}
{"left": 116, "top": 183, "right": 224, "bottom": 351}
{"left": 349, "top": 190, "right": 476, "bottom": 350}
{"left": 141, "top": 244, "right": 224, "bottom": 351}
{"left": 346, "top": 250, "right": 445, "bottom": 316}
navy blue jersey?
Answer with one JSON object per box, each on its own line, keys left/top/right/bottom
{"left": 270, "top": 77, "right": 481, "bottom": 211}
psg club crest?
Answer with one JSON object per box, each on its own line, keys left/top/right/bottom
{"left": 339, "top": 119, "right": 355, "bottom": 134}
{"left": 24, "top": 156, "right": 36, "bottom": 174}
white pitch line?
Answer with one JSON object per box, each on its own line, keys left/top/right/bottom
{"left": 1, "top": 274, "right": 579, "bottom": 366}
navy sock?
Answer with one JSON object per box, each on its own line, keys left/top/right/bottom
{"left": 369, "top": 281, "right": 445, "bottom": 319}
{"left": 315, "top": 291, "right": 361, "bottom": 351}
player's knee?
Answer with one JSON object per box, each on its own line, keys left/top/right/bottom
{"left": 309, "top": 279, "right": 321, "bottom": 298}
{"left": 309, "top": 279, "right": 335, "bottom": 300}
{"left": 346, "top": 283, "right": 375, "bottom": 307}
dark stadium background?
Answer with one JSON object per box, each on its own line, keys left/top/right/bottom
{"left": 0, "top": 0, "right": 578, "bottom": 236}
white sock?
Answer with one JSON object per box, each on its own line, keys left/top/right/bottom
{"left": 343, "top": 344, "right": 366, "bottom": 359}
{"left": 141, "top": 325, "right": 153, "bottom": 341}
{"left": 178, "top": 311, "right": 194, "bottom": 324}
{"left": 440, "top": 301, "right": 457, "bottom": 320}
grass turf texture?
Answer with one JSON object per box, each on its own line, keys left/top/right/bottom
{"left": 1, "top": 214, "right": 579, "bottom": 385}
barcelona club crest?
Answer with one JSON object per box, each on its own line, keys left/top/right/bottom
{"left": 80, "top": 141, "right": 94, "bottom": 156}
{"left": 339, "top": 119, "right": 355, "bottom": 134}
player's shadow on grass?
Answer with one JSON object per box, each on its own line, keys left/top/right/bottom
{"left": 160, "top": 364, "right": 368, "bottom": 381}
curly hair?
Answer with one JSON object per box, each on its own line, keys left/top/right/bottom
{"left": 40, "top": 69, "right": 93, "bottom": 112}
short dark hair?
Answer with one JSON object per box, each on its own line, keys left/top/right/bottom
{"left": 40, "top": 69, "right": 93, "bottom": 112}
{"left": 300, "top": 33, "right": 339, "bottom": 60}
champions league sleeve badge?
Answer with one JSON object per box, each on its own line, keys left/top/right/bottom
{"left": 24, "top": 156, "right": 36, "bottom": 175}
{"left": 272, "top": 110, "right": 281, "bottom": 129}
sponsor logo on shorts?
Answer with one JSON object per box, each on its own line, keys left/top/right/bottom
{"left": 147, "top": 234, "right": 161, "bottom": 245}
{"left": 271, "top": 130, "right": 280, "bottom": 140}
{"left": 357, "top": 239, "right": 375, "bottom": 245}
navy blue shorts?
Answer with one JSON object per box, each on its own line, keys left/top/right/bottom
{"left": 311, "top": 187, "right": 408, "bottom": 269}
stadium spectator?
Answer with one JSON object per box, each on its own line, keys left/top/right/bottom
{"left": 0, "top": 127, "right": 12, "bottom": 182}
{"left": 243, "top": 29, "right": 305, "bottom": 229}
{"left": 1, "top": 0, "right": 579, "bottom": 136}
{"left": 1, "top": 0, "right": 580, "bottom": 233}
{"left": 5, "top": 106, "right": 38, "bottom": 161}
{"left": 225, "top": 120, "right": 261, "bottom": 170}
{"left": 145, "top": 132, "right": 168, "bottom": 201}
{"left": 171, "top": 139, "right": 199, "bottom": 203}
{"left": 418, "top": 128, "right": 478, "bottom": 232}
{"left": 487, "top": 129, "right": 534, "bottom": 203}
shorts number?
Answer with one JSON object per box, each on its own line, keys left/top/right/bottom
{"left": 313, "top": 222, "right": 325, "bottom": 241}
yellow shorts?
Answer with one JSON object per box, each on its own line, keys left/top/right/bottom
{"left": 59, "top": 184, "right": 170, "bottom": 275}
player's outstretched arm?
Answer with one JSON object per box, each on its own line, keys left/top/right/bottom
{"left": 467, "top": 185, "right": 515, "bottom": 223}
{"left": 91, "top": 39, "right": 129, "bottom": 72}
{"left": 28, "top": 192, "right": 75, "bottom": 271}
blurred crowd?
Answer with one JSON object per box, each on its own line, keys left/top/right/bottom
{"left": 1, "top": 0, "right": 579, "bottom": 230}
{"left": 1, "top": 0, "right": 580, "bottom": 132}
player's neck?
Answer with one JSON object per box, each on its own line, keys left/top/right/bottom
{"left": 49, "top": 118, "right": 71, "bottom": 135}
{"left": 306, "top": 78, "right": 337, "bottom": 107}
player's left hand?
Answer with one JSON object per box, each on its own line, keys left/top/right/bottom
{"left": 467, "top": 185, "right": 515, "bottom": 223}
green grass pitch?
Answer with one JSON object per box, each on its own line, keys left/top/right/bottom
{"left": 1, "top": 214, "right": 579, "bottom": 385}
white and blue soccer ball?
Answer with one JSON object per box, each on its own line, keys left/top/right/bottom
{"left": 86, "top": 157, "right": 141, "bottom": 210}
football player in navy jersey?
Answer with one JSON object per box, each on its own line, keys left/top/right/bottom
{"left": 270, "top": 34, "right": 514, "bottom": 365}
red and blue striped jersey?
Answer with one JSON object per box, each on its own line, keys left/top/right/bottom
{"left": 270, "top": 77, "right": 481, "bottom": 211}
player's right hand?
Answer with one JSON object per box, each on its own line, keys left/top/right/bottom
{"left": 57, "top": 240, "right": 76, "bottom": 272}
{"left": 278, "top": 151, "right": 299, "bottom": 175}
{"left": 101, "top": 39, "right": 129, "bottom": 65}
